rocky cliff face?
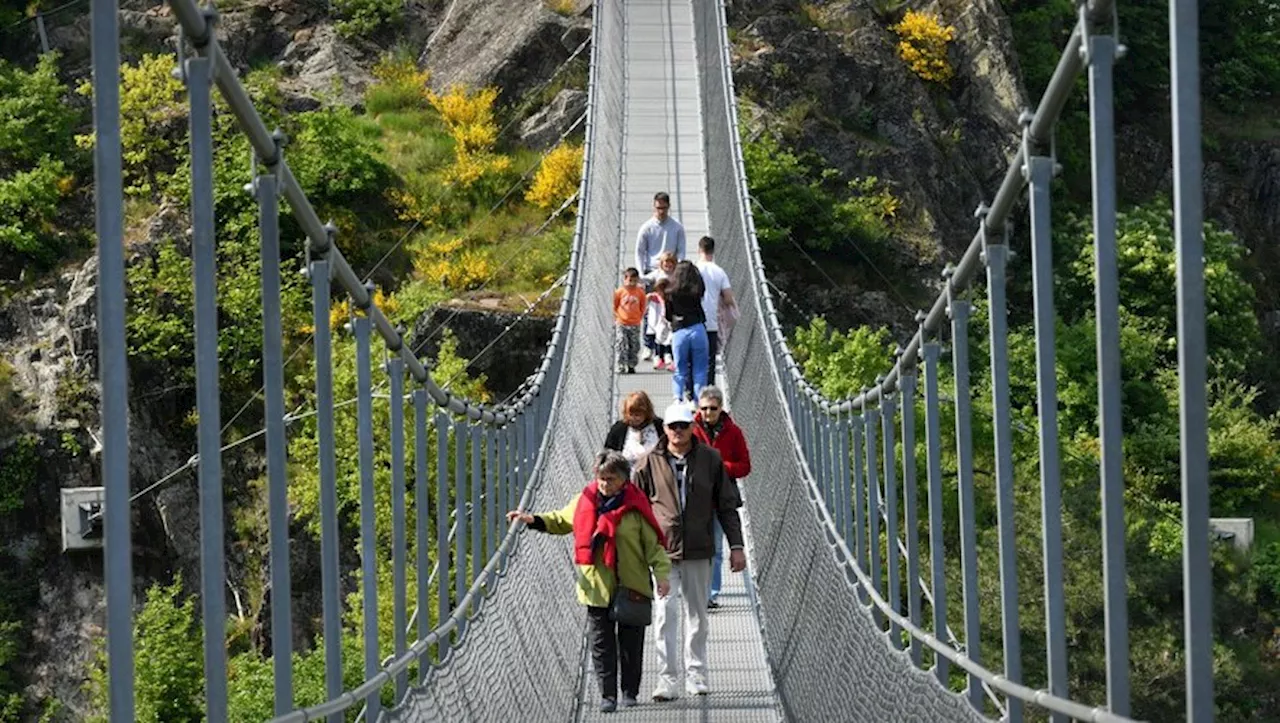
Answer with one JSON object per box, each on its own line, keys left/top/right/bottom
{"left": 726, "top": 0, "right": 1027, "bottom": 330}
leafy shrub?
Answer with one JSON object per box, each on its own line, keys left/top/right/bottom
{"left": 87, "top": 578, "right": 203, "bottom": 723}
{"left": 742, "top": 131, "right": 898, "bottom": 251}
{"left": 525, "top": 142, "right": 583, "bottom": 210}
{"left": 789, "top": 317, "right": 895, "bottom": 399}
{"left": 1062, "top": 198, "right": 1259, "bottom": 379}
{"left": 333, "top": 0, "right": 402, "bottom": 38}
{"left": 289, "top": 106, "right": 392, "bottom": 210}
{"left": 0, "top": 434, "right": 37, "bottom": 515}
{"left": 76, "top": 54, "right": 185, "bottom": 197}
{"left": 0, "top": 157, "right": 69, "bottom": 264}
{"left": 892, "top": 10, "right": 956, "bottom": 84}
{"left": 366, "top": 55, "right": 432, "bottom": 115}
{"left": 0, "top": 54, "right": 79, "bottom": 174}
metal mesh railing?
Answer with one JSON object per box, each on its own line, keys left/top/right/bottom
{"left": 696, "top": 0, "right": 1212, "bottom": 721}
{"left": 86, "top": 0, "right": 619, "bottom": 719}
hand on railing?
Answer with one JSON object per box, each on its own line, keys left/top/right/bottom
{"left": 506, "top": 510, "right": 535, "bottom": 526}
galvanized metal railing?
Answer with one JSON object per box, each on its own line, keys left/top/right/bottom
{"left": 89, "top": 0, "right": 595, "bottom": 718}
{"left": 698, "top": 0, "right": 1211, "bottom": 721}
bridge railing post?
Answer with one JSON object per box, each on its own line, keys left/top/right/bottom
{"left": 880, "top": 386, "right": 902, "bottom": 651}
{"left": 945, "top": 266, "right": 982, "bottom": 713}
{"left": 388, "top": 356, "right": 408, "bottom": 702}
{"left": 920, "top": 319, "right": 948, "bottom": 687}
{"left": 414, "top": 390, "right": 430, "bottom": 684}
{"left": 898, "top": 367, "right": 923, "bottom": 668}
{"left": 981, "top": 209, "right": 1022, "bottom": 723}
{"left": 1170, "top": 0, "right": 1213, "bottom": 718}
{"left": 354, "top": 315, "right": 380, "bottom": 721}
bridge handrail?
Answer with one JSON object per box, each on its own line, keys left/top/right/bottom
{"left": 705, "top": 0, "right": 1210, "bottom": 719}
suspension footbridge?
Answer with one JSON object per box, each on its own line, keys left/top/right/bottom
{"left": 81, "top": 0, "right": 1214, "bottom": 720}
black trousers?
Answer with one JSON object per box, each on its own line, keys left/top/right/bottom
{"left": 706, "top": 330, "right": 719, "bottom": 386}
{"left": 587, "top": 605, "right": 645, "bottom": 700}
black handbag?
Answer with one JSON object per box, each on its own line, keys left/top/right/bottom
{"left": 609, "top": 585, "right": 653, "bottom": 627}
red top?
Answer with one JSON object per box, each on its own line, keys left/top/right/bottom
{"left": 572, "top": 482, "right": 666, "bottom": 568}
{"left": 692, "top": 412, "right": 752, "bottom": 479}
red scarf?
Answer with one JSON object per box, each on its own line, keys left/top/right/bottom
{"left": 573, "top": 482, "right": 666, "bottom": 569}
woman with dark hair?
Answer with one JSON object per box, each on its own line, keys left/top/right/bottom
{"left": 508, "top": 451, "right": 671, "bottom": 712}
{"left": 664, "top": 260, "right": 709, "bottom": 401}
{"left": 604, "top": 390, "right": 665, "bottom": 467}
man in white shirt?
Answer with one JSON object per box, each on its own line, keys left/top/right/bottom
{"left": 695, "top": 236, "right": 736, "bottom": 387}
{"left": 635, "top": 192, "right": 687, "bottom": 276}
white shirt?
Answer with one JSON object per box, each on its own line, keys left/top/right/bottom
{"left": 696, "top": 259, "right": 731, "bottom": 332}
{"left": 622, "top": 424, "right": 660, "bottom": 466}
{"left": 635, "top": 217, "right": 687, "bottom": 273}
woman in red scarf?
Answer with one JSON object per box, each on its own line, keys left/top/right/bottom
{"left": 508, "top": 451, "right": 671, "bottom": 713}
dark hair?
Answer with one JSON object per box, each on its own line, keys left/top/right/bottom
{"left": 623, "top": 267, "right": 640, "bottom": 280}
{"left": 668, "top": 260, "right": 705, "bottom": 301}
{"left": 594, "top": 450, "right": 632, "bottom": 481}
{"left": 699, "top": 235, "right": 715, "bottom": 254}
{"left": 654, "top": 192, "right": 670, "bottom": 205}
{"left": 653, "top": 277, "right": 669, "bottom": 295}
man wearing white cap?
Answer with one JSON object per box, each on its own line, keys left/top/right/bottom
{"left": 633, "top": 401, "right": 746, "bottom": 701}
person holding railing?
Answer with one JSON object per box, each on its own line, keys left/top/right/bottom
{"left": 691, "top": 386, "right": 750, "bottom": 610}
{"left": 634, "top": 402, "right": 746, "bottom": 701}
{"left": 507, "top": 451, "right": 671, "bottom": 713}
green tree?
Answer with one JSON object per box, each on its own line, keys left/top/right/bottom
{"left": 790, "top": 317, "right": 895, "bottom": 399}
{"left": 88, "top": 578, "right": 204, "bottom": 723}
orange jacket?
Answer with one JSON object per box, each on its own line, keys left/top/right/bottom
{"left": 613, "top": 285, "right": 646, "bottom": 326}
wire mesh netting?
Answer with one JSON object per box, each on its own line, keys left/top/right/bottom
{"left": 383, "top": 1, "right": 628, "bottom": 719}
{"left": 692, "top": 1, "right": 984, "bottom": 720}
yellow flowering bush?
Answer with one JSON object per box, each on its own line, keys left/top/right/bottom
{"left": 413, "top": 236, "right": 493, "bottom": 290}
{"left": 426, "top": 84, "right": 511, "bottom": 189}
{"left": 525, "top": 142, "right": 583, "bottom": 210}
{"left": 892, "top": 10, "right": 956, "bottom": 84}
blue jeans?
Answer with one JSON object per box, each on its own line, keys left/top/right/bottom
{"left": 671, "top": 323, "right": 708, "bottom": 402}
{"left": 710, "top": 518, "right": 723, "bottom": 602}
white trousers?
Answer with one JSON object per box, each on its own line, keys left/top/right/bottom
{"left": 653, "top": 558, "right": 712, "bottom": 686}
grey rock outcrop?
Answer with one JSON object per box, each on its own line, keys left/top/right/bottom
{"left": 519, "top": 88, "right": 588, "bottom": 149}
{"left": 411, "top": 304, "right": 556, "bottom": 399}
{"left": 420, "top": 0, "right": 591, "bottom": 105}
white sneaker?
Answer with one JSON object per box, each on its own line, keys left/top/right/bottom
{"left": 685, "top": 676, "right": 709, "bottom": 696}
{"left": 641, "top": 347, "right": 652, "bottom": 360}
{"left": 651, "top": 679, "right": 679, "bottom": 702}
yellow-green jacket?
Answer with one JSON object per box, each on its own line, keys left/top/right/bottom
{"left": 531, "top": 493, "right": 671, "bottom": 608}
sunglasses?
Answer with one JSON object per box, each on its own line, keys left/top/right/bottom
{"left": 667, "top": 422, "right": 691, "bottom": 431}
{"left": 699, "top": 406, "right": 720, "bottom": 412}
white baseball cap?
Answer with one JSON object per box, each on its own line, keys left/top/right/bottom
{"left": 663, "top": 402, "right": 695, "bottom": 425}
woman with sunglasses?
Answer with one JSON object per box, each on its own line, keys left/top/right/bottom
{"left": 692, "top": 386, "right": 751, "bottom": 609}
{"left": 507, "top": 451, "right": 671, "bottom": 712}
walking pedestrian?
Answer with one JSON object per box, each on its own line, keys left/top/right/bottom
{"left": 508, "top": 451, "right": 672, "bottom": 712}
{"left": 692, "top": 386, "right": 751, "bottom": 609}
{"left": 634, "top": 402, "right": 746, "bottom": 701}
{"left": 604, "top": 390, "right": 665, "bottom": 467}
{"left": 635, "top": 192, "right": 686, "bottom": 276}
{"left": 694, "top": 236, "right": 737, "bottom": 386}
{"left": 645, "top": 278, "right": 673, "bottom": 371}
{"left": 665, "top": 261, "right": 708, "bottom": 402}
{"left": 613, "top": 267, "right": 646, "bottom": 374}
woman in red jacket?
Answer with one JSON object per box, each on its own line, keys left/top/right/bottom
{"left": 692, "top": 386, "right": 751, "bottom": 608}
